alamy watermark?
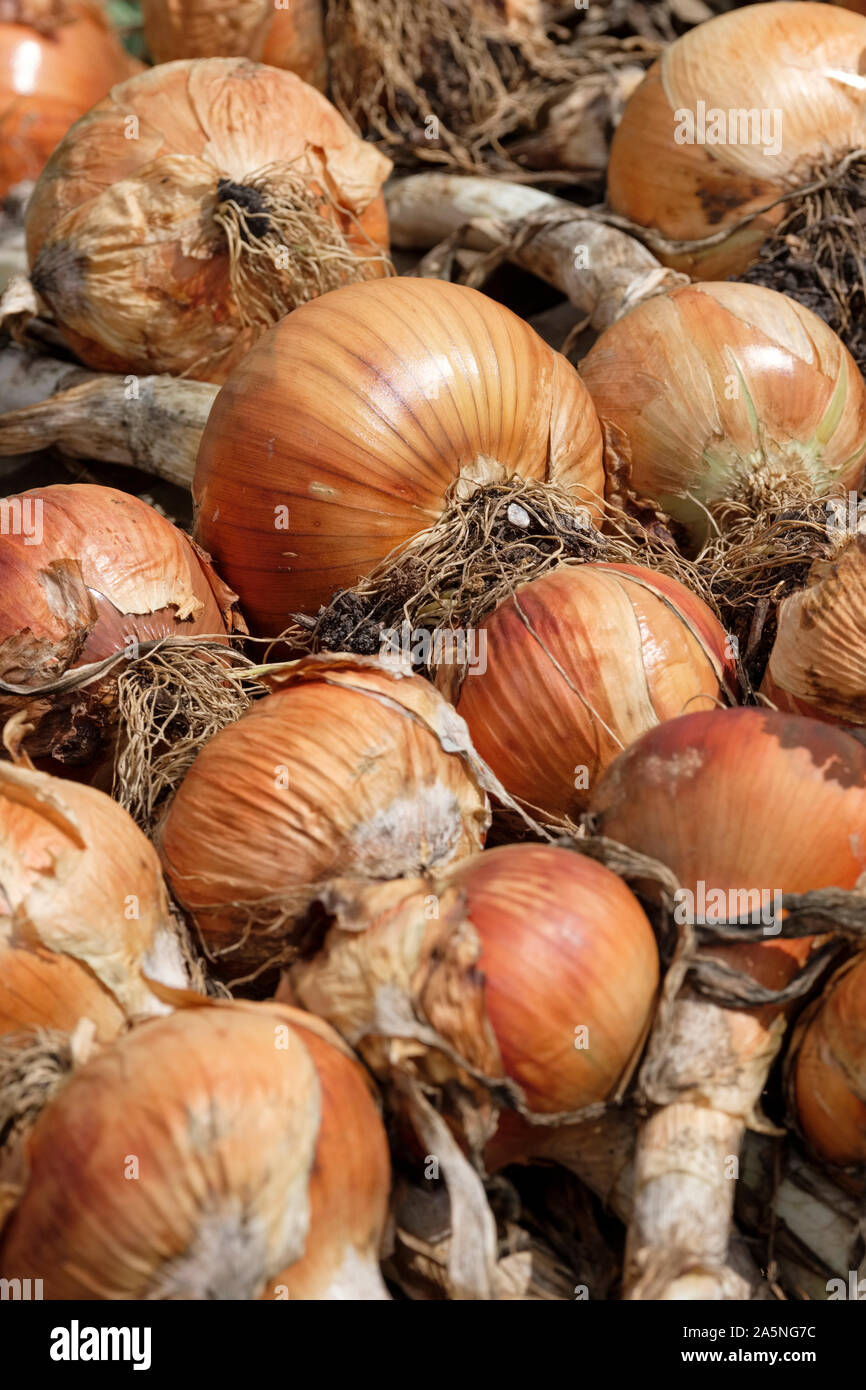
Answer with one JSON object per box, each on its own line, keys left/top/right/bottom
{"left": 0, "top": 496, "right": 42, "bottom": 545}
{"left": 380, "top": 622, "right": 488, "bottom": 675}
{"left": 674, "top": 880, "right": 782, "bottom": 935}
{"left": 674, "top": 102, "right": 783, "bottom": 158}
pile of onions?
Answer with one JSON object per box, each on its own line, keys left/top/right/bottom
{"left": 158, "top": 654, "right": 492, "bottom": 977}
{"left": 0, "top": 1000, "right": 391, "bottom": 1299}
{"left": 0, "top": 0, "right": 140, "bottom": 198}
{"left": 787, "top": 954, "right": 866, "bottom": 1167}
{"left": 0, "top": 762, "right": 190, "bottom": 1017}
{"left": 142, "top": 0, "right": 327, "bottom": 90}
{"left": 292, "top": 842, "right": 659, "bottom": 1163}
{"left": 580, "top": 282, "right": 866, "bottom": 549}
{"left": 447, "top": 562, "right": 735, "bottom": 820}
{"left": 761, "top": 536, "right": 866, "bottom": 725}
{"left": 589, "top": 707, "right": 866, "bottom": 1297}
{"left": 0, "top": 484, "right": 239, "bottom": 770}
{"left": 193, "top": 276, "right": 605, "bottom": 631}
{"left": 607, "top": 2, "right": 866, "bottom": 278}
{"left": 26, "top": 58, "right": 392, "bottom": 382}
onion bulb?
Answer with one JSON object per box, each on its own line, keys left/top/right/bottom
{"left": 590, "top": 707, "right": 866, "bottom": 1297}
{"left": 142, "top": 0, "right": 328, "bottom": 91}
{"left": 292, "top": 843, "right": 659, "bottom": 1153}
{"left": 607, "top": 3, "right": 866, "bottom": 278}
{"left": 591, "top": 706, "right": 866, "bottom": 899}
{"left": 580, "top": 282, "right": 866, "bottom": 548}
{"left": 0, "top": 0, "right": 140, "bottom": 198}
{"left": 448, "top": 562, "right": 735, "bottom": 820}
{"left": 0, "top": 943, "right": 124, "bottom": 1043}
{"left": 761, "top": 536, "right": 866, "bottom": 725}
{"left": 159, "top": 654, "right": 491, "bottom": 978}
{"left": 788, "top": 955, "right": 866, "bottom": 1167}
{"left": 0, "top": 762, "right": 189, "bottom": 1017}
{"left": 0, "top": 1000, "right": 391, "bottom": 1299}
{"left": 26, "top": 58, "right": 392, "bottom": 383}
{"left": 0, "top": 484, "right": 240, "bottom": 770}
{"left": 193, "top": 276, "right": 605, "bottom": 630}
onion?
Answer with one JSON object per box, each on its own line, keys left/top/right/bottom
{"left": 193, "top": 276, "right": 605, "bottom": 631}
{"left": 0, "top": 1000, "right": 391, "bottom": 1299}
{"left": 761, "top": 535, "right": 866, "bottom": 725}
{"left": 0, "top": 943, "right": 124, "bottom": 1042}
{"left": 292, "top": 843, "right": 659, "bottom": 1149}
{"left": 158, "top": 654, "right": 492, "bottom": 979}
{"left": 589, "top": 707, "right": 866, "bottom": 1297}
{"left": 25, "top": 58, "right": 392, "bottom": 382}
{"left": 591, "top": 707, "right": 866, "bottom": 896}
{"left": 607, "top": 2, "right": 866, "bottom": 278}
{"left": 0, "top": 762, "right": 191, "bottom": 1017}
{"left": 580, "top": 282, "right": 866, "bottom": 549}
{"left": 0, "top": 0, "right": 140, "bottom": 198}
{"left": 0, "top": 483, "right": 240, "bottom": 771}
{"left": 142, "top": 0, "right": 327, "bottom": 90}
{"left": 788, "top": 955, "right": 866, "bottom": 1167}
{"left": 448, "top": 562, "right": 735, "bottom": 820}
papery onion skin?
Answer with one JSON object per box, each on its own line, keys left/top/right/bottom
{"left": 0, "top": 943, "right": 124, "bottom": 1042}
{"left": 591, "top": 707, "right": 866, "bottom": 900}
{"left": 142, "top": 0, "right": 328, "bottom": 91}
{"left": 0, "top": 1001, "right": 391, "bottom": 1299}
{"left": 0, "top": 0, "right": 140, "bottom": 197}
{"left": 761, "top": 536, "right": 866, "bottom": 726}
{"left": 580, "top": 283, "right": 866, "bottom": 546}
{"left": 0, "top": 484, "right": 239, "bottom": 766}
{"left": 607, "top": 3, "right": 866, "bottom": 278}
{"left": 451, "top": 562, "right": 735, "bottom": 819}
{"left": 0, "top": 762, "right": 186, "bottom": 1017}
{"left": 194, "top": 277, "right": 605, "bottom": 629}
{"left": 791, "top": 956, "right": 866, "bottom": 1166}
{"left": 293, "top": 844, "right": 659, "bottom": 1134}
{"left": 448, "top": 844, "right": 659, "bottom": 1116}
{"left": 25, "top": 58, "right": 391, "bottom": 383}
{"left": 158, "top": 655, "right": 490, "bottom": 974}
{"left": 262, "top": 1015, "right": 391, "bottom": 1299}
{"left": 589, "top": 707, "right": 866, "bottom": 1029}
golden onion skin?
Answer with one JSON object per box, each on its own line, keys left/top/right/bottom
{"left": 452, "top": 562, "right": 735, "bottom": 818}
{"left": 0, "top": 763, "right": 182, "bottom": 1018}
{"left": 607, "top": 3, "right": 866, "bottom": 278}
{"left": 194, "top": 277, "right": 605, "bottom": 629}
{"left": 293, "top": 844, "right": 659, "bottom": 1122}
{"left": 591, "top": 707, "right": 866, "bottom": 899}
{"left": 158, "top": 656, "right": 490, "bottom": 972}
{"left": 0, "top": 944, "right": 124, "bottom": 1042}
{"left": 448, "top": 844, "right": 659, "bottom": 1116}
{"left": 0, "top": 484, "right": 237, "bottom": 767}
{"left": 25, "top": 58, "right": 391, "bottom": 382}
{"left": 580, "top": 283, "right": 866, "bottom": 545}
{"left": 761, "top": 537, "right": 866, "bottom": 725}
{"left": 142, "top": 0, "right": 328, "bottom": 90}
{"left": 0, "top": 1002, "right": 391, "bottom": 1299}
{"left": 0, "top": 1, "right": 140, "bottom": 198}
{"left": 792, "top": 957, "right": 866, "bottom": 1166}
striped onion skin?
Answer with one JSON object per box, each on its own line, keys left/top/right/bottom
{"left": 0, "top": 1001, "right": 391, "bottom": 1300}
{"left": 193, "top": 277, "right": 605, "bottom": 631}
{"left": 591, "top": 707, "right": 866, "bottom": 899}
{"left": 607, "top": 3, "right": 866, "bottom": 278}
{"left": 580, "top": 282, "right": 866, "bottom": 548}
{"left": 762, "top": 536, "right": 866, "bottom": 726}
{"left": 449, "top": 562, "right": 735, "bottom": 820}
{"left": 0, "top": 944, "right": 124, "bottom": 1042}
